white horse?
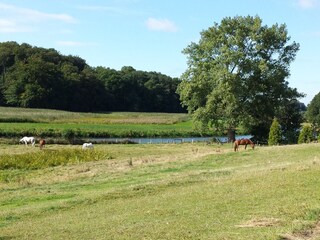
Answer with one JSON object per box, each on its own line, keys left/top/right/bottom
{"left": 19, "top": 136, "right": 35, "bottom": 146}
{"left": 82, "top": 143, "right": 94, "bottom": 149}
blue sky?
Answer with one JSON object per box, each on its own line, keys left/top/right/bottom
{"left": 0, "top": 0, "right": 319, "bottom": 105}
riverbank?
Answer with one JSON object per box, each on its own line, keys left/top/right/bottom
{"left": 0, "top": 107, "right": 249, "bottom": 143}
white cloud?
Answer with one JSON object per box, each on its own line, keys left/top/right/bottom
{"left": 297, "top": 0, "right": 319, "bottom": 8}
{"left": 0, "top": 3, "right": 76, "bottom": 33}
{"left": 0, "top": 19, "right": 32, "bottom": 33}
{"left": 0, "top": 3, "right": 76, "bottom": 23}
{"left": 146, "top": 18, "right": 178, "bottom": 32}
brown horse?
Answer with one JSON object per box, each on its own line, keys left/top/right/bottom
{"left": 39, "top": 139, "right": 46, "bottom": 149}
{"left": 234, "top": 138, "right": 255, "bottom": 152}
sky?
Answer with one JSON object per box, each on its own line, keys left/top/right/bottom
{"left": 0, "top": 0, "right": 319, "bottom": 105}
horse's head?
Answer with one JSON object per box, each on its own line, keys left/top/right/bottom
{"left": 248, "top": 140, "right": 255, "bottom": 149}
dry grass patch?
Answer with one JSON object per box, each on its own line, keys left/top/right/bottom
{"left": 236, "top": 218, "right": 282, "bottom": 228}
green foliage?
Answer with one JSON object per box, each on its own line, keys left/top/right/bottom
{"left": 305, "top": 92, "right": 320, "bottom": 129}
{"left": 0, "top": 41, "right": 184, "bottom": 113}
{"left": 276, "top": 99, "right": 305, "bottom": 144}
{"left": 96, "top": 66, "right": 183, "bottom": 112}
{"left": 4, "top": 56, "right": 63, "bottom": 108}
{"left": 298, "top": 125, "right": 313, "bottom": 144}
{"left": 268, "top": 118, "right": 282, "bottom": 145}
{"left": 177, "top": 15, "right": 302, "bottom": 141}
{"left": 61, "top": 129, "right": 76, "bottom": 140}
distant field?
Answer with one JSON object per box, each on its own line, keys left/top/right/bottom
{"left": 0, "top": 107, "right": 209, "bottom": 138}
{"left": 1, "top": 143, "right": 320, "bottom": 239}
{"left": 0, "top": 106, "right": 189, "bottom": 124}
{"left": 0, "top": 121, "right": 198, "bottom": 138}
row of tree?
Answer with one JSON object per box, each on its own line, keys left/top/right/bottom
{"left": 0, "top": 42, "right": 184, "bottom": 113}
{"left": 268, "top": 116, "right": 319, "bottom": 146}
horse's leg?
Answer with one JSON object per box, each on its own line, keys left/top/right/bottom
{"left": 244, "top": 144, "right": 247, "bottom": 150}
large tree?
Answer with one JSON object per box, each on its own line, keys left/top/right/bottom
{"left": 177, "top": 15, "right": 303, "bottom": 141}
{"left": 4, "top": 55, "right": 63, "bottom": 108}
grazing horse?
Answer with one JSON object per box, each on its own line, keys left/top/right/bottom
{"left": 82, "top": 143, "right": 94, "bottom": 149}
{"left": 39, "top": 139, "right": 46, "bottom": 149}
{"left": 19, "top": 136, "right": 35, "bottom": 146}
{"left": 234, "top": 138, "right": 255, "bottom": 152}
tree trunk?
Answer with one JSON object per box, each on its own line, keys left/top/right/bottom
{"left": 227, "top": 129, "right": 236, "bottom": 143}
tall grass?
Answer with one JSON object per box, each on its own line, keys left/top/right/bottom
{"left": 0, "top": 106, "right": 189, "bottom": 124}
{"left": 0, "top": 148, "right": 109, "bottom": 170}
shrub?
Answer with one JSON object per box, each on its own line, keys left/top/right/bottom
{"left": 298, "top": 125, "right": 313, "bottom": 144}
{"left": 268, "top": 118, "right": 282, "bottom": 146}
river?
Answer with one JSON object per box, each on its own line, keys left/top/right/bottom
{"left": 89, "top": 135, "right": 253, "bottom": 144}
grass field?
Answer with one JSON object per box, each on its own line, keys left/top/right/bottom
{"left": 1, "top": 142, "right": 320, "bottom": 239}
{"left": 0, "top": 107, "right": 213, "bottom": 138}
{"left": 0, "top": 106, "right": 190, "bottom": 124}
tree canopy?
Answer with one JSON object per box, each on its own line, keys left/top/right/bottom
{"left": 177, "top": 15, "right": 304, "bottom": 141}
{"left": 0, "top": 41, "right": 184, "bottom": 113}
{"left": 305, "top": 92, "right": 320, "bottom": 130}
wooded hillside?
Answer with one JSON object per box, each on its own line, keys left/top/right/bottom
{"left": 0, "top": 42, "right": 185, "bottom": 113}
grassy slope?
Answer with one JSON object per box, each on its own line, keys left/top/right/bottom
{"left": 1, "top": 143, "right": 320, "bottom": 239}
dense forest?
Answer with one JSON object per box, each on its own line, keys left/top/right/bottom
{"left": 0, "top": 41, "right": 185, "bottom": 113}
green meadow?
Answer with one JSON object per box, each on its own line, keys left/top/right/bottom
{"left": 0, "top": 107, "right": 208, "bottom": 139}
{"left": 1, "top": 142, "right": 320, "bottom": 239}
{"left": 0, "top": 107, "right": 189, "bottom": 124}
